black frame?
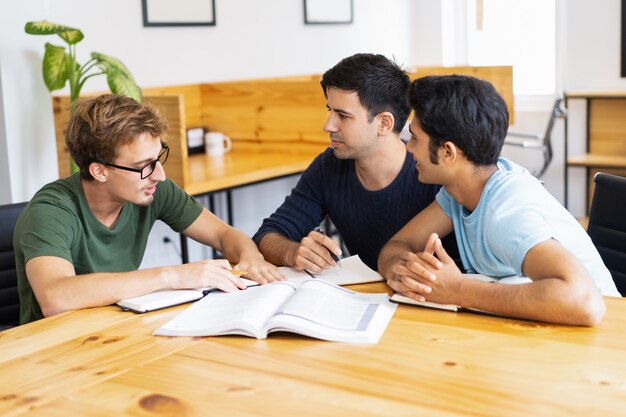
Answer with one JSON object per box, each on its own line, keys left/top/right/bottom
{"left": 304, "top": 0, "right": 353, "bottom": 25}
{"left": 622, "top": 0, "right": 626, "bottom": 76}
{"left": 142, "top": 0, "right": 216, "bottom": 27}
{"left": 99, "top": 144, "right": 170, "bottom": 179}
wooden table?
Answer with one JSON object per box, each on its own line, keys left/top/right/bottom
{"left": 185, "top": 147, "right": 322, "bottom": 197}
{"left": 2, "top": 282, "right": 625, "bottom": 417}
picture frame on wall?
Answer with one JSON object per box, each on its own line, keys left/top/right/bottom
{"left": 622, "top": 0, "right": 626, "bottom": 76}
{"left": 304, "top": 0, "right": 353, "bottom": 25}
{"left": 142, "top": 0, "right": 216, "bottom": 27}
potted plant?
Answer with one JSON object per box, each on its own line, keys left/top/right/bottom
{"left": 25, "top": 20, "right": 142, "bottom": 103}
{"left": 25, "top": 20, "right": 143, "bottom": 173}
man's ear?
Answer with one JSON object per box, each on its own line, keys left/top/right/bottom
{"left": 376, "top": 112, "right": 395, "bottom": 136}
{"left": 89, "top": 162, "right": 108, "bottom": 183}
{"left": 441, "top": 141, "right": 460, "bottom": 164}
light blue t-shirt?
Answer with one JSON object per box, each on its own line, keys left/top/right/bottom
{"left": 436, "top": 158, "right": 620, "bottom": 296}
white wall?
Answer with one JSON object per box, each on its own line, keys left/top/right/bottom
{"left": 562, "top": 0, "right": 626, "bottom": 91}
{"left": 0, "top": 60, "right": 11, "bottom": 204}
{"left": 411, "top": 0, "right": 445, "bottom": 65}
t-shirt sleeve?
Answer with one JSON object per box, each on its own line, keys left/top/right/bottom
{"left": 16, "top": 202, "right": 77, "bottom": 264}
{"left": 486, "top": 208, "right": 554, "bottom": 276}
{"left": 154, "top": 179, "right": 203, "bottom": 232}
{"left": 253, "top": 154, "right": 326, "bottom": 245}
{"left": 435, "top": 187, "right": 454, "bottom": 218}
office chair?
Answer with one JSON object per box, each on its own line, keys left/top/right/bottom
{"left": 587, "top": 173, "right": 626, "bottom": 296}
{"left": 504, "top": 95, "right": 567, "bottom": 178}
{"left": 0, "top": 201, "right": 27, "bottom": 330}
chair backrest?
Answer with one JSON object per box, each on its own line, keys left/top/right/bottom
{"left": 0, "top": 202, "right": 27, "bottom": 328}
{"left": 587, "top": 173, "right": 626, "bottom": 296}
{"left": 536, "top": 95, "right": 567, "bottom": 178}
{"left": 504, "top": 95, "right": 567, "bottom": 178}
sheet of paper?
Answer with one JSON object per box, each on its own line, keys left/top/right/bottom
{"left": 390, "top": 293, "right": 459, "bottom": 312}
{"left": 278, "top": 254, "right": 383, "bottom": 287}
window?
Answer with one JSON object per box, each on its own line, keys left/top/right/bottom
{"left": 465, "top": 0, "right": 557, "bottom": 96}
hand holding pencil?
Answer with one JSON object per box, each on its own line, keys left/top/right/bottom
{"left": 287, "top": 227, "right": 343, "bottom": 274}
{"left": 313, "top": 227, "right": 343, "bottom": 268}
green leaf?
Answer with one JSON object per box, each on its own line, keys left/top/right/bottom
{"left": 42, "top": 42, "right": 69, "bottom": 91}
{"left": 25, "top": 20, "right": 84, "bottom": 45}
{"left": 58, "top": 29, "right": 84, "bottom": 45}
{"left": 91, "top": 52, "right": 142, "bottom": 102}
{"left": 106, "top": 70, "right": 143, "bottom": 103}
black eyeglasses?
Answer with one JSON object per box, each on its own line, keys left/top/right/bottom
{"left": 99, "top": 144, "right": 169, "bottom": 179}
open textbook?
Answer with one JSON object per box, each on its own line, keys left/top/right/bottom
{"left": 117, "top": 278, "right": 259, "bottom": 313}
{"left": 390, "top": 274, "right": 531, "bottom": 312}
{"left": 118, "top": 255, "right": 380, "bottom": 313}
{"left": 154, "top": 279, "right": 397, "bottom": 344}
{"left": 279, "top": 254, "right": 384, "bottom": 286}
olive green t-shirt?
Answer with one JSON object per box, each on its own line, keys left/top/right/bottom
{"left": 14, "top": 174, "right": 203, "bottom": 324}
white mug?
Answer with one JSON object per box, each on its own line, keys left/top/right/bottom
{"left": 204, "top": 132, "right": 232, "bottom": 156}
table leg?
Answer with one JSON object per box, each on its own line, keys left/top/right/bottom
{"left": 180, "top": 234, "right": 189, "bottom": 264}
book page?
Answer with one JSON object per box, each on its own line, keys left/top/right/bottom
{"left": 266, "top": 280, "right": 397, "bottom": 343}
{"left": 276, "top": 281, "right": 374, "bottom": 330}
{"left": 153, "top": 282, "right": 295, "bottom": 337}
{"left": 279, "top": 254, "right": 383, "bottom": 287}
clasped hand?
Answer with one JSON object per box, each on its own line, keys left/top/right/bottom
{"left": 387, "top": 233, "right": 463, "bottom": 303}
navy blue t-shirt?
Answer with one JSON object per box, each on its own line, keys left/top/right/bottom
{"left": 254, "top": 147, "right": 458, "bottom": 270}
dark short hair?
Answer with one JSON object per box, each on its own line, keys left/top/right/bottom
{"left": 408, "top": 75, "right": 509, "bottom": 166}
{"left": 321, "top": 53, "right": 410, "bottom": 134}
{"left": 65, "top": 94, "right": 168, "bottom": 180}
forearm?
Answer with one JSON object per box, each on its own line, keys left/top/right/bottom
{"left": 257, "top": 233, "right": 299, "bottom": 267}
{"left": 219, "top": 227, "right": 265, "bottom": 263}
{"left": 454, "top": 277, "right": 605, "bottom": 326}
{"left": 35, "top": 267, "right": 173, "bottom": 317}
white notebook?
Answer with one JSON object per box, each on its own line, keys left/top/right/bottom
{"left": 117, "top": 278, "right": 259, "bottom": 313}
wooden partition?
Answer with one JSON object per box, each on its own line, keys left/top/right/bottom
{"left": 143, "top": 74, "right": 329, "bottom": 154}
{"left": 409, "top": 65, "right": 514, "bottom": 123}
{"left": 52, "top": 66, "right": 513, "bottom": 194}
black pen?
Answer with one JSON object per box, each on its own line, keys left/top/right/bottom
{"left": 304, "top": 269, "right": 317, "bottom": 279}
{"left": 314, "top": 227, "right": 342, "bottom": 268}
